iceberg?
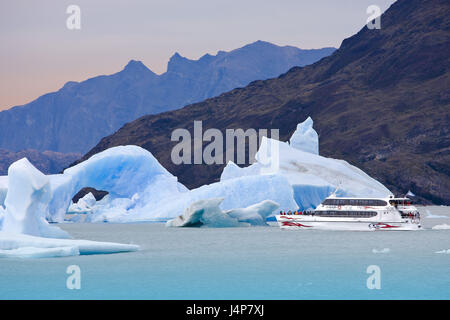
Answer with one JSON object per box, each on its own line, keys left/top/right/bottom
{"left": 48, "top": 145, "right": 187, "bottom": 222}
{"left": 0, "top": 232, "right": 139, "bottom": 258}
{"left": 2, "top": 158, "right": 69, "bottom": 239}
{"left": 0, "top": 158, "right": 140, "bottom": 258}
{"left": 221, "top": 118, "right": 392, "bottom": 210}
{"left": 166, "top": 198, "right": 279, "bottom": 227}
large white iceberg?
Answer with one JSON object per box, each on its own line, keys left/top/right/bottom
{"left": 166, "top": 198, "right": 279, "bottom": 227}
{"left": 221, "top": 118, "right": 392, "bottom": 210}
{"left": 0, "top": 158, "right": 140, "bottom": 258}
{"left": 2, "top": 158, "right": 69, "bottom": 239}
{"left": 48, "top": 145, "right": 187, "bottom": 222}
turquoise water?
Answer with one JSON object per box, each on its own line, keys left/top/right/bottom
{"left": 0, "top": 207, "right": 449, "bottom": 299}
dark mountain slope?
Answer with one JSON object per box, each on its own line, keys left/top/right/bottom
{"left": 0, "top": 42, "right": 334, "bottom": 154}
{"left": 0, "top": 149, "right": 81, "bottom": 175}
{"left": 74, "top": 0, "right": 450, "bottom": 204}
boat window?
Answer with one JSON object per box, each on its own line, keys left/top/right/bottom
{"left": 314, "top": 211, "right": 378, "bottom": 218}
{"left": 322, "top": 199, "right": 387, "bottom": 206}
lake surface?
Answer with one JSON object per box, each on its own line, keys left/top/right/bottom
{"left": 0, "top": 206, "right": 449, "bottom": 299}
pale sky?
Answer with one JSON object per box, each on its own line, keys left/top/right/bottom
{"left": 0, "top": 0, "right": 396, "bottom": 110}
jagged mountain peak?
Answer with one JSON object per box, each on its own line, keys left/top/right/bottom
{"left": 122, "top": 59, "right": 154, "bottom": 75}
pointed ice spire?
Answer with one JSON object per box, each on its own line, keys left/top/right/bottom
{"left": 289, "top": 117, "right": 319, "bottom": 155}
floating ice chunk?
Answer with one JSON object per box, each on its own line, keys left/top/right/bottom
{"left": 2, "top": 158, "right": 69, "bottom": 239}
{"left": 166, "top": 198, "right": 280, "bottom": 228}
{"left": 289, "top": 117, "right": 319, "bottom": 155}
{"left": 435, "top": 249, "right": 450, "bottom": 254}
{"left": 166, "top": 198, "right": 243, "bottom": 228}
{"left": 226, "top": 200, "right": 279, "bottom": 226}
{"left": 432, "top": 224, "right": 450, "bottom": 230}
{"left": 372, "top": 248, "right": 391, "bottom": 254}
{"left": 0, "top": 232, "right": 139, "bottom": 257}
{"left": 0, "top": 246, "right": 79, "bottom": 258}
{"left": 67, "top": 192, "right": 97, "bottom": 214}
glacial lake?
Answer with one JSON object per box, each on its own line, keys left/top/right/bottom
{"left": 0, "top": 206, "right": 449, "bottom": 299}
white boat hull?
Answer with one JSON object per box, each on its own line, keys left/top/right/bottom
{"left": 275, "top": 215, "right": 422, "bottom": 231}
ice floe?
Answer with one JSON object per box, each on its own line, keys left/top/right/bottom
{"left": 166, "top": 198, "right": 279, "bottom": 227}
{"left": 432, "top": 224, "right": 450, "bottom": 230}
{"left": 372, "top": 248, "right": 391, "bottom": 254}
{"left": 0, "top": 232, "right": 139, "bottom": 258}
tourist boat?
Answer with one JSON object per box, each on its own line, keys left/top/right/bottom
{"left": 276, "top": 195, "right": 422, "bottom": 231}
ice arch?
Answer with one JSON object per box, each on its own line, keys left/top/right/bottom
{"left": 48, "top": 146, "right": 188, "bottom": 222}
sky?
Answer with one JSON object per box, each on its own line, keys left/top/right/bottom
{"left": 0, "top": 0, "right": 396, "bottom": 111}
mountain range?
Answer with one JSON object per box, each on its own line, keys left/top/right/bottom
{"left": 0, "top": 41, "right": 335, "bottom": 154}
{"left": 73, "top": 0, "right": 450, "bottom": 204}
